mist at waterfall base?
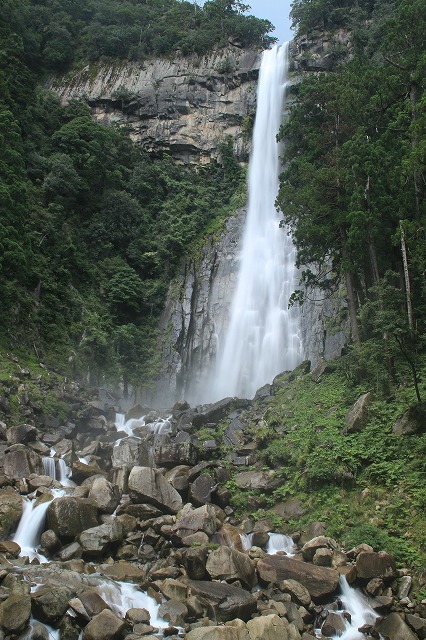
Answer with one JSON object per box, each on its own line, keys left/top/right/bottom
{"left": 201, "top": 44, "right": 302, "bottom": 404}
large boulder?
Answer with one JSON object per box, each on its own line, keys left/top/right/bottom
{"left": 393, "top": 402, "right": 426, "bottom": 435}
{"left": 235, "top": 470, "right": 280, "bottom": 492}
{"left": 47, "top": 497, "right": 98, "bottom": 541}
{"left": 257, "top": 555, "right": 339, "bottom": 601}
{"left": 192, "top": 398, "right": 248, "bottom": 427}
{"left": 206, "top": 546, "right": 256, "bottom": 589}
{"left": 246, "top": 614, "right": 289, "bottom": 640}
{"left": 355, "top": 551, "right": 397, "bottom": 580}
{"left": 31, "top": 584, "right": 73, "bottom": 623}
{"left": 0, "top": 486, "right": 23, "bottom": 537}
{"left": 154, "top": 442, "right": 197, "bottom": 467}
{"left": 301, "top": 536, "right": 338, "bottom": 561}
{"left": 344, "top": 392, "right": 372, "bottom": 433}
{"left": 172, "top": 504, "right": 217, "bottom": 540}
{"left": 111, "top": 437, "right": 146, "bottom": 469}
{"left": 186, "top": 625, "right": 250, "bottom": 640}
{"left": 375, "top": 612, "right": 419, "bottom": 640}
{"left": 128, "top": 466, "right": 183, "bottom": 514}
{"left": 4, "top": 445, "right": 42, "bottom": 479}
{"left": 187, "top": 580, "right": 256, "bottom": 622}
{"left": 189, "top": 473, "right": 216, "bottom": 505}
{"left": 6, "top": 424, "right": 38, "bottom": 445}
{"left": 83, "top": 609, "right": 127, "bottom": 640}
{"left": 88, "top": 477, "right": 121, "bottom": 514}
{"left": 0, "top": 592, "right": 32, "bottom": 633}
{"left": 78, "top": 522, "right": 124, "bottom": 557}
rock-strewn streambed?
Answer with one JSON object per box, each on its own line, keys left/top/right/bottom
{"left": 0, "top": 360, "right": 425, "bottom": 639}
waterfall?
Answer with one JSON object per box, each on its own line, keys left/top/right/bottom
{"left": 208, "top": 43, "right": 302, "bottom": 402}
{"left": 266, "top": 533, "right": 294, "bottom": 555}
{"left": 318, "top": 576, "right": 379, "bottom": 640}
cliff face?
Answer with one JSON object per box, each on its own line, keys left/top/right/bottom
{"left": 47, "top": 48, "right": 260, "bottom": 163}
{"left": 145, "top": 208, "right": 245, "bottom": 407}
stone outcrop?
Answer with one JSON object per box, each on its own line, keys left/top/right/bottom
{"left": 257, "top": 555, "right": 340, "bottom": 601}
{"left": 47, "top": 48, "right": 260, "bottom": 164}
{"left": 127, "top": 466, "right": 183, "bottom": 513}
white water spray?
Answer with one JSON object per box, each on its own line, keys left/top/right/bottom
{"left": 209, "top": 44, "right": 302, "bottom": 402}
{"left": 266, "top": 532, "right": 294, "bottom": 555}
{"left": 320, "top": 576, "right": 379, "bottom": 640}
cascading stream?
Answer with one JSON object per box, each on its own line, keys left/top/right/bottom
{"left": 209, "top": 43, "right": 302, "bottom": 402}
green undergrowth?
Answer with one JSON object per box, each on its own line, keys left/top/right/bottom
{"left": 225, "top": 363, "right": 426, "bottom": 576}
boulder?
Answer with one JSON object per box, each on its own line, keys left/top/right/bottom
{"left": 301, "top": 536, "right": 338, "bottom": 561}
{"left": 186, "top": 625, "right": 249, "bottom": 640}
{"left": 272, "top": 499, "right": 305, "bottom": 521}
{"left": 192, "top": 397, "right": 239, "bottom": 427}
{"left": 111, "top": 437, "right": 145, "bottom": 469}
{"left": 6, "top": 424, "right": 38, "bottom": 445}
{"left": 187, "top": 580, "right": 256, "bottom": 622}
{"left": 0, "top": 487, "right": 23, "bottom": 537}
{"left": 78, "top": 522, "right": 123, "bottom": 557}
{"left": 83, "top": 609, "right": 127, "bottom": 640}
{"left": 375, "top": 612, "right": 418, "bottom": 640}
{"left": 206, "top": 546, "right": 256, "bottom": 589}
{"left": 158, "top": 599, "right": 188, "bottom": 626}
{"left": 355, "top": 551, "right": 397, "bottom": 580}
{"left": 279, "top": 580, "right": 311, "bottom": 608}
{"left": 4, "top": 445, "right": 42, "bottom": 479}
{"left": 181, "top": 546, "right": 209, "bottom": 580}
{"left": 71, "top": 460, "right": 107, "bottom": 483}
{"left": 0, "top": 592, "right": 31, "bottom": 633}
{"left": 235, "top": 470, "right": 280, "bottom": 492}
{"left": 57, "top": 541, "right": 83, "bottom": 561}
{"left": 154, "top": 442, "right": 197, "bottom": 467}
{"left": 79, "top": 590, "right": 110, "bottom": 618}
{"left": 393, "top": 402, "right": 426, "bottom": 435}
{"left": 172, "top": 504, "right": 217, "bottom": 540}
{"left": 47, "top": 497, "right": 98, "bottom": 541}
{"left": 31, "top": 584, "right": 72, "bottom": 623}
{"left": 344, "top": 392, "right": 372, "bottom": 433}
{"left": 257, "top": 555, "right": 339, "bottom": 601}
{"left": 189, "top": 473, "right": 216, "bottom": 505}
{"left": 128, "top": 466, "right": 183, "bottom": 514}
{"left": 164, "top": 465, "right": 192, "bottom": 492}
{"left": 406, "top": 613, "right": 426, "bottom": 638}
{"left": 247, "top": 614, "right": 289, "bottom": 640}
{"left": 320, "top": 612, "right": 346, "bottom": 637}
{"left": 88, "top": 477, "right": 121, "bottom": 514}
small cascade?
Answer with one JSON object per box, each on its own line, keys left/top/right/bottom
{"left": 57, "top": 458, "right": 75, "bottom": 487}
{"left": 317, "top": 576, "right": 379, "bottom": 639}
{"left": 13, "top": 489, "right": 65, "bottom": 560}
{"left": 266, "top": 533, "right": 294, "bottom": 555}
{"left": 240, "top": 533, "right": 254, "bottom": 550}
{"left": 42, "top": 454, "right": 56, "bottom": 480}
{"left": 95, "top": 580, "right": 166, "bottom": 629}
{"left": 13, "top": 498, "right": 52, "bottom": 560}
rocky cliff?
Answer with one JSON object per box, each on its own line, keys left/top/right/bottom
{"left": 47, "top": 47, "right": 260, "bottom": 163}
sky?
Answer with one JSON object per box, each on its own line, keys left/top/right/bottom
{"left": 243, "top": 0, "right": 294, "bottom": 44}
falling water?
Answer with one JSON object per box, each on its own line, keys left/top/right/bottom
{"left": 209, "top": 43, "right": 302, "bottom": 402}
{"left": 318, "top": 576, "right": 379, "bottom": 640}
{"left": 266, "top": 533, "right": 294, "bottom": 555}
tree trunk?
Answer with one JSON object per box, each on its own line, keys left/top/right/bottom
{"left": 340, "top": 226, "right": 360, "bottom": 344}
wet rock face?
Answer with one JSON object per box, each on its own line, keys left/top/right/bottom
{"left": 47, "top": 48, "right": 260, "bottom": 164}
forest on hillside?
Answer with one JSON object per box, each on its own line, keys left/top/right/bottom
{"left": 1, "top": 0, "right": 259, "bottom": 387}
{"left": 278, "top": 0, "right": 426, "bottom": 398}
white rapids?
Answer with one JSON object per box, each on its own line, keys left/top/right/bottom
{"left": 208, "top": 43, "right": 303, "bottom": 402}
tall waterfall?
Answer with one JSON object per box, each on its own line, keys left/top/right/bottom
{"left": 208, "top": 43, "right": 302, "bottom": 402}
